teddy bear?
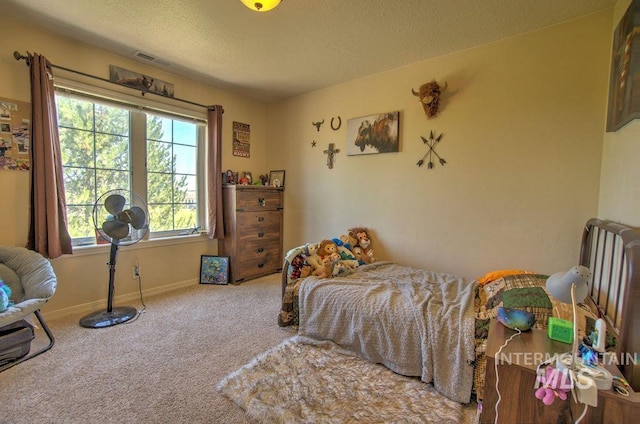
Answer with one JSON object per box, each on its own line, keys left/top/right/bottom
{"left": 0, "top": 280, "right": 13, "bottom": 312}
{"left": 534, "top": 366, "right": 571, "bottom": 405}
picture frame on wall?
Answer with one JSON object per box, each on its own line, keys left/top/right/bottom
{"left": 199, "top": 255, "right": 229, "bottom": 284}
{"left": 346, "top": 111, "right": 399, "bottom": 155}
{"left": 607, "top": 0, "right": 640, "bottom": 132}
{"left": 269, "top": 170, "right": 285, "bottom": 188}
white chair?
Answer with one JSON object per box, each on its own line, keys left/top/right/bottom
{"left": 0, "top": 246, "right": 57, "bottom": 371}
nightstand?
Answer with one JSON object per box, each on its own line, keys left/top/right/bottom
{"left": 481, "top": 319, "right": 640, "bottom": 423}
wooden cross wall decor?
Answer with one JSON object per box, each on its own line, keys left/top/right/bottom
{"left": 323, "top": 143, "right": 340, "bottom": 169}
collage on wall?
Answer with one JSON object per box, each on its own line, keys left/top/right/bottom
{"left": 0, "top": 97, "right": 30, "bottom": 171}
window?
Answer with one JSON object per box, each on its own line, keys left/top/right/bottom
{"left": 146, "top": 114, "right": 199, "bottom": 236}
{"left": 55, "top": 89, "right": 204, "bottom": 246}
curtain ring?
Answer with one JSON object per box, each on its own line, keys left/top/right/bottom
{"left": 331, "top": 116, "right": 341, "bottom": 131}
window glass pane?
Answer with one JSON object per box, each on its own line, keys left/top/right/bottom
{"left": 173, "top": 204, "right": 197, "bottom": 229}
{"left": 147, "top": 116, "right": 172, "bottom": 142}
{"left": 95, "top": 103, "right": 129, "bottom": 136}
{"left": 66, "top": 205, "right": 95, "bottom": 239}
{"left": 59, "top": 128, "right": 94, "bottom": 168}
{"left": 96, "top": 170, "right": 130, "bottom": 197}
{"left": 56, "top": 95, "right": 93, "bottom": 130}
{"left": 173, "top": 120, "right": 197, "bottom": 146}
{"left": 147, "top": 140, "right": 172, "bottom": 173}
{"left": 148, "top": 204, "right": 173, "bottom": 232}
{"left": 147, "top": 173, "right": 172, "bottom": 203}
{"left": 174, "top": 174, "right": 197, "bottom": 204}
{"left": 174, "top": 144, "right": 196, "bottom": 174}
{"left": 95, "top": 133, "right": 129, "bottom": 170}
{"left": 64, "top": 168, "right": 96, "bottom": 205}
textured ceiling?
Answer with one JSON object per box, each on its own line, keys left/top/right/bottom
{"left": 5, "top": 0, "right": 616, "bottom": 103}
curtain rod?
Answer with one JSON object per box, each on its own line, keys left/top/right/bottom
{"left": 13, "top": 51, "right": 215, "bottom": 111}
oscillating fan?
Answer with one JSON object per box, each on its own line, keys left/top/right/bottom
{"left": 79, "top": 189, "right": 149, "bottom": 328}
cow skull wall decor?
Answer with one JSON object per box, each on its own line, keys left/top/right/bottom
{"left": 412, "top": 80, "right": 447, "bottom": 118}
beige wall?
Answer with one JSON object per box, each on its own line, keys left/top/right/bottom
{"left": 268, "top": 10, "right": 612, "bottom": 279}
{"left": 0, "top": 20, "right": 269, "bottom": 318}
{"left": 598, "top": 0, "right": 640, "bottom": 226}
{"left": 1, "top": 9, "right": 627, "bottom": 317}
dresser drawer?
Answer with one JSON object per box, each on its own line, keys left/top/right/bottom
{"left": 237, "top": 190, "right": 282, "bottom": 211}
{"left": 238, "top": 238, "right": 281, "bottom": 260}
{"left": 236, "top": 254, "right": 281, "bottom": 281}
{"left": 237, "top": 211, "right": 281, "bottom": 242}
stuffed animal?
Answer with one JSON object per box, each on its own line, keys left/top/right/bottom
{"left": 349, "top": 227, "right": 372, "bottom": 250}
{"left": 303, "top": 242, "right": 322, "bottom": 270}
{"left": 312, "top": 256, "right": 333, "bottom": 278}
{"left": 300, "top": 264, "right": 313, "bottom": 278}
{"left": 0, "top": 280, "right": 13, "bottom": 312}
{"left": 317, "top": 239, "right": 339, "bottom": 259}
{"left": 535, "top": 366, "right": 571, "bottom": 405}
{"left": 289, "top": 254, "right": 306, "bottom": 280}
{"left": 363, "top": 247, "right": 376, "bottom": 264}
{"left": 353, "top": 246, "right": 376, "bottom": 265}
{"left": 332, "top": 237, "right": 360, "bottom": 268}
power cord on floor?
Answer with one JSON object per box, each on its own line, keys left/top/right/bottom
{"left": 124, "top": 274, "right": 146, "bottom": 324}
{"left": 494, "top": 327, "right": 522, "bottom": 424}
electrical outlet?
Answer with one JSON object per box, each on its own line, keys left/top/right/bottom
{"left": 132, "top": 265, "right": 140, "bottom": 279}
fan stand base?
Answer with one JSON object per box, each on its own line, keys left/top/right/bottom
{"left": 79, "top": 306, "right": 138, "bottom": 328}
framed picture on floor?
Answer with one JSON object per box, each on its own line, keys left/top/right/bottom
{"left": 199, "top": 255, "right": 229, "bottom": 284}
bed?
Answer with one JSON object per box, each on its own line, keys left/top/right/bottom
{"left": 277, "top": 220, "right": 640, "bottom": 403}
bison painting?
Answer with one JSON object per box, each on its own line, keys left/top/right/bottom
{"left": 347, "top": 111, "right": 399, "bottom": 155}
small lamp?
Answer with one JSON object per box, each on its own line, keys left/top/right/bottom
{"left": 241, "top": 0, "right": 282, "bottom": 12}
{"left": 546, "top": 265, "right": 591, "bottom": 370}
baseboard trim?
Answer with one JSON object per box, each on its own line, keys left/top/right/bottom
{"left": 44, "top": 278, "right": 199, "bottom": 321}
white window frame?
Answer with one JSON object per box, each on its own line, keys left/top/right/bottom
{"left": 54, "top": 77, "right": 208, "bottom": 247}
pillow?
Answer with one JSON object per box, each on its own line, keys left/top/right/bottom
{"left": 476, "top": 273, "right": 553, "bottom": 331}
{"left": 477, "top": 269, "right": 535, "bottom": 286}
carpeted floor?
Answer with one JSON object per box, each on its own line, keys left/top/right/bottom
{"left": 0, "top": 272, "right": 479, "bottom": 423}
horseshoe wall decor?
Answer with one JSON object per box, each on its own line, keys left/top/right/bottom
{"left": 330, "top": 116, "right": 342, "bottom": 131}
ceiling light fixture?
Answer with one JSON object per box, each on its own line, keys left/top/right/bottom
{"left": 241, "top": 0, "right": 281, "bottom": 12}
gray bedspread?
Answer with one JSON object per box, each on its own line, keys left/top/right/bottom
{"left": 298, "top": 261, "right": 476, "bottom": 403}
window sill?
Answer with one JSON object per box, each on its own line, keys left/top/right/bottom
{"left": 62, "top": 233, "right": 211, "bottom": 258}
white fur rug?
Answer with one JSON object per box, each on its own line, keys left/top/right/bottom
{"left": 217, "top": 337, "right": 463, "bottom": 423}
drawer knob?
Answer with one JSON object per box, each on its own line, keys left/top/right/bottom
{"left": 258, "top": 216, "right": 265, "bottom": 222}
{"left": 258, "top": 198, "right": 266, "bottom": 207}
{"left": 258, "top": 263, "right": 264, "bottom": 268}
{"left": 258, "top": 232, "right": 264, "bottom": 237}
{"left": 257, "top": 248, "right": 264, "bottom": 253}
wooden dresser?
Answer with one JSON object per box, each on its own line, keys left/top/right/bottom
{"left": 219, "top": 185, "right": 284, "bottom": 284}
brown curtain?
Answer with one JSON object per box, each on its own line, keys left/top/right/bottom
{"left": 26, "top": 52, "right": 72, "bottom": 258}
{"left": 207, "top": 105, "right": 224, "bottom": 239}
